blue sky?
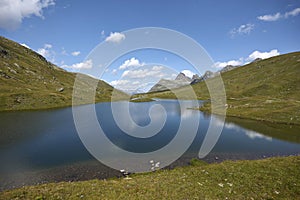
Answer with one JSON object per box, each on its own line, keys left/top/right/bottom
{"left": 0, "top": 0, "right": 299, "bottom": 92}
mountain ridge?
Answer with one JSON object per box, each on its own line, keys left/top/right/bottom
{"left": 149, "top": 64, "right": 239, "bottom": 92}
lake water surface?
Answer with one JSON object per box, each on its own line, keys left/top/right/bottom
{"left": 1, "top": 100, "right": 300, "bottom": 190}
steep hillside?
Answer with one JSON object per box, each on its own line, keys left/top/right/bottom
{"left": 0, "top": 36, "right": 128, "bottom": 111}
{"left": 139, "top": 52, "right": 300, "bottom": 124}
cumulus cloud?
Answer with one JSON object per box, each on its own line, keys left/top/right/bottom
{"left": 230, "top": 23, "right": 254, "bottom": 37}
{"left": 181, "top": 70, "right": 195, "bottom": 78}
{"left": 248, "top": 49, "right": 280, "bottom": 60}
{"left": 37, "top": 43, "right": 54, "bottom": 59}
{"left": 110, "top": 79, "right": 130, "bottom": 87}
{"left": 110, "top": 79, "right": 153, "bottom": 93}
{"left": 120, "top": 65, "right": 166, "bottom": 79}
{"left": 71, "top": 51, "right": 80, "bottom": 56}
{"left": 119, "top": 57, "right": 145, "bottom": 70}
{"left": 257, "top": 7, "right": 300, "bottom": 22}
{"left": 214, "top": 59, "right": 243, "bottom": 68}
{"left": 214, "top": 49, "right": 280, "bottom": 69}
{"left": 62, "top": 59, "right": 93, "bottom": 69}
{"left": 0, "top": 0, "right": 55, "bottom": 30}
{"left": 105, "top": 32, "right": 125, "bottom": 43}
{"left": 152, "top": 65, "right": 164, "bottom": 71}
{"left": 121, "top": 69, "right": 162, "bottom": 79}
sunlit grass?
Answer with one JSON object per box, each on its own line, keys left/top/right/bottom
{"left": 1, "top": 156, "right": 299, "bottom": 199}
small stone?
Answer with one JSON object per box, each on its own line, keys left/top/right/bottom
{"left": 57, "top": 87, "right": 64, "bottom": 92}
{"left": 155, "top": 162, "right": 160, "bottom": 168}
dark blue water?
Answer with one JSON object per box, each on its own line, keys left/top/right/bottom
{"left": 0, "top": 100, "right": 299, "bottom": 190}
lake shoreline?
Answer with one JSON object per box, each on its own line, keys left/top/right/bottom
{"left": 1, "top": 99, "right": 299, "bottom": 127}
{"left": 198, "top": 102, "right": 300, "bottom": 126}
{"left": 1, "top": 152, "right": 299, "bottom": 192}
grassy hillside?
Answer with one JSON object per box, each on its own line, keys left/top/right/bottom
{"left": 1, "top": 155, "right": 299, "bottom": 199}
{"left": 0, "top": 36, "right": 128, "bottom": 111}
{"left": 140, "top": 52, "right": 300, "bottom": 125}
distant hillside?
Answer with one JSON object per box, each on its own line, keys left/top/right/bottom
{"left": 138, "top": 52, "right": 300, "bottom": 124}
{"left": 0, "top": 36, "right": 128, "bottom": 111}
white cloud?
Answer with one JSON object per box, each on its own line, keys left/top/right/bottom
{"left": 152, "top": 65, "right": 164, "bottom": 71}
{"left": 44, "top": 44, "right": 52, "bottom": 48}
{"left": 181, "top": 70, "right": 195, "bottom": 78}
{"left": 71, "top": 51, "right": 80, "bottom": 56}
{"left": 37, "top": 43, "right": 53, "bottom": 58}
{"left": 0, "top": 0, "right": 55, "bottom": 30}
{"left": 121, "top": 68, "right": 163, "bottom": 79}
{"left": 230, "top": 23, "right": 254, "bottom": 37}
{"left": 110, "top": 79, "right": 157, "bottom": 93}
{"left": 132, "top": 81, "right": 140, "bottom": 85}
{"left": 248, "top": 49, "right": 280, "bottom": 60}
{"left": 257, "top": 12, "right": 281, "bottom": 21}
{"left": 62, "top": 59, "right": 93, "bottom": 69}
{"left": 20, "top": 43, "right": 30, "bottom": 49}
{"left": 213, "top": 49, "right": 280, "bottom": 69}
{"left": 105, "top": 32, "right": 125, "bottom": 43}
{"left": 112, "top": 69, "right": 118, "bottom": 75}
{"left": 171, "top": 73, "right": 177, "bottom": 78}
{"left": 214, "top": 59, "right": 243, "bottom": 68}
{"left": 285, "top": 7, "right": 300, "bottom": 18}
{"left": 110, "top": 80, "right": 130, "bottom": 86}
{"left": 258, "top": 7, "right": 300, "bottom": 22}
{"left": 119, "top": 57, "right": 145, "bottom": 70}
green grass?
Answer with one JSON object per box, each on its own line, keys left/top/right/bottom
{"left": 1, "top": 155, "right": 299, "bottom": 199}
{"left": 141, "top": 52, "right": 300, "bottom": 125}
{"left": 0, "top": 36, "right": 128, "bottom": 111}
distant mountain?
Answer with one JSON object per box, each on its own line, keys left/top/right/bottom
{"left": 175, "top": 72, "right": 192, "bottom": 82}
{"left": 0, "top": 36, "right": 128, "bottom": 111}
{"left": 149, "top": 72, "right": 192, "bottom": 92}
{"left": 149, "top": 64, "right": 242, "bottom": 92}
{"left": 219, "top": 65, "right": 239, "bottom": 73}
{"left": 191, "top": 70, "right": 216, "bottom": 84}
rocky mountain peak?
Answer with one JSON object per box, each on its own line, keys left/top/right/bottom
{"left": 175, "top": 72, "right": 192, "bottom": 82}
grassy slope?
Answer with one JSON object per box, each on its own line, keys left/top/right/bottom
{"left": 141, "top": 52, "right": 300, "bottom": 125}
{"left": 0, "top": 36, "right": 128, "bottom": 111}
{"left": 1, "top": 156, "right": 299, "bottom": 199}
